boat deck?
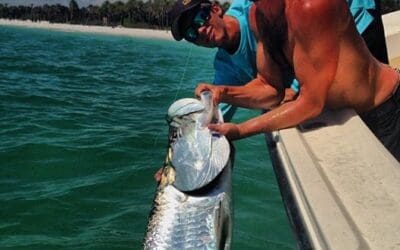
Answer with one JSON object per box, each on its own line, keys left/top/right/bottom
{"left": 267, "top": 10, "right": 400, "bottom": 249}
{"left": 268, "top": 110, "right": 400, "bottom": 249}
{"left": 391, "top": 56, "right": 400, "bottom": 67}
{"left": 383, "top": 10, "right": 400, "bottom": 67}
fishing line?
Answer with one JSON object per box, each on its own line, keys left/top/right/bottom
{"left": 173, "top": 45, "right": 193, "bottom": 101}
{"left": 152, "top": 45, "right": 193, "bottom": 147}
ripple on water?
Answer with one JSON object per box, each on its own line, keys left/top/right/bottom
{"left": 0, "top": 25, "right": 295, "bottom": 249}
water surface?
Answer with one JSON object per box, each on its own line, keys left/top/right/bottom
{"left": 0, "top": 25, "right": 295, "bottom": 249}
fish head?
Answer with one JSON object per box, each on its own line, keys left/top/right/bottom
{"left": 167, "top": 98, "right": 204, "bottom": 122}
{"left": 166, "top": 93, "right": 230, "bottom": 192}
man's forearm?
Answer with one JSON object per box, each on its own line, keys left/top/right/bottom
{"left": 221, "top": 78, "right": 283, "bottom": 109}
{"left": 235, "top": 95, "right": 323, "bottom": 138}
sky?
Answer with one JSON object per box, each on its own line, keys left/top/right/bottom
{"left": 0, "top": 0, "right": 125, "bottom": 7}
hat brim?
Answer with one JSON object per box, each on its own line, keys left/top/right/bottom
{"left": 171, "top": 4, "right": 200, "bottom": 41}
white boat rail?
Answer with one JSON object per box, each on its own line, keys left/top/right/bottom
{"left": 267, "top": 10, "right": 400, "bottom": 249}
{"left": 267, "top": 109, "right": 400, "bottom": 249}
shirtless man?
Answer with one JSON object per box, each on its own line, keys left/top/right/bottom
{"left": 195, "top": 0, "right": 400, "bottom": 160}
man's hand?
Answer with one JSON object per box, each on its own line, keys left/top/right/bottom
{"left": 195, "top": 83, "right": 225, "bottom": 105}
{"left": 208, "top": 122, "right": 241, "bottom": 141}
{"left": 282, "top": 88, "right": 298, "bottom": 103}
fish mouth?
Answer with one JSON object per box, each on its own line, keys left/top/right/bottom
{"left": 166, "top": 91, "right": 213, "bottom": 143}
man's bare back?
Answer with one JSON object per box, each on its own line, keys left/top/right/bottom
{"left": 254, "top": 0, "right": 398, "bottom": 110}
{"left": 195, "top": 0, "right": 400, "bottom": 160}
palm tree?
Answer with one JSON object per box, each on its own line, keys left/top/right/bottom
{"left": 109, "top": 1, "right": 126, "bottom": 26}
{"left": 100, "top": 1, "right": 111, "bottom": 25}
{"left": 69, "top": 0, "right": 80, "bottom": 23}
{"left": 125, "top": 0, "right": 140, "bottom": 26}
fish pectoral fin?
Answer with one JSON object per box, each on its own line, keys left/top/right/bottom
{"left": 160, "top": 165, "right": 176, "bottom": 186}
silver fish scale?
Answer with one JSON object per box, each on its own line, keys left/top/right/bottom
{"left": 144, "top": 164, "right": 232, "bottom": 250}
{"left": 144, "top": 184, "right": 229, "bottom": 249}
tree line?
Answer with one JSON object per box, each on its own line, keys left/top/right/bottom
{"left": 0, "top": 0, "right": 230, "bottom": 29}
{"left": 0, "top": 0, "right": 398, "bottom": 29}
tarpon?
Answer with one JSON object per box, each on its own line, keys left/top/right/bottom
{"left": 143, "top": 92, "right": 233, "bottom": 249}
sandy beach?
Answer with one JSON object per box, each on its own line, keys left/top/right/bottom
{"left": 1, "top": 15, "right": 398, "bottom": 66}
{"left": 0, "top": 19, "right": 174, "bottom": 41}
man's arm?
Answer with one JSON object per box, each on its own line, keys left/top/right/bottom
{"left": 206, "top": 0, "right": 345, "bottom": 140}
{"left": 207, "top": 85, "right": 330, "bottom": 140}
{"left": 197, "top": 74, "right": 284, "bottom": 110}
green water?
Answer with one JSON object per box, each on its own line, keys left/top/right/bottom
{"left": 0, "top": 25, "right": 295, "bottom": 249}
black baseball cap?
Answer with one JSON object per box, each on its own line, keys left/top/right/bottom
{"left": 169, "top": 0, "right": 210, "bottom": 41}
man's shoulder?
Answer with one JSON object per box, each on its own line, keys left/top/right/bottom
{"left": 287, "top": 0, "right": 347, "bottom": 29}
{"left": 225, "top": 0, "right": 253, "bottom": 18}
{"left": 288, "top": 0, "right": 343, "bottom": 16}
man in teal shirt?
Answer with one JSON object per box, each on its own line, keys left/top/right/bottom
{"left": 169, "top": 0, "right": 259, "bottom": 121}
{"left": 168, "top": 0, "right": 388, "bottom": 120}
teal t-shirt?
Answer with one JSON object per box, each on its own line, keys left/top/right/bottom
{"left": 213, "top": 0, "right": 257, "bottom": 86}
{"left": 213, "top": 0, "right": 257, "bottom": 121}
{"left": 348, "top": 0, "right": 376, "bottom": 34}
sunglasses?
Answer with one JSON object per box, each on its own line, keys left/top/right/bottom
{"left": 184, "top": 4, "right": 211, "bottom": 42}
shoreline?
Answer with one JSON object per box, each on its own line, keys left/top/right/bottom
{"left": 0, "top": 19, "right": 174, "bottom": 41}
